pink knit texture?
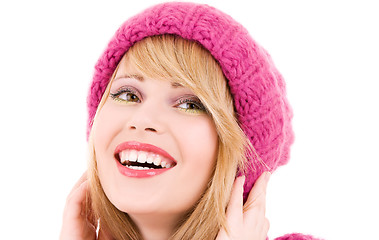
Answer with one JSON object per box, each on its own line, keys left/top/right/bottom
{"left": 87, "top": 2, "right": 294, "bottom": 202}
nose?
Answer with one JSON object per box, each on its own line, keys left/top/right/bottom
{"left": 129, "top": 125, "right": 157, "bottom": 132}
{"left": 125, "top": 101, "right": 163, "bottom": 134}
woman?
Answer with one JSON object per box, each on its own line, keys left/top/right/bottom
{"left": 60, "top": 2, "right": 318, "bottom": 240}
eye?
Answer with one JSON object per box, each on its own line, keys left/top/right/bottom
{"left": 176, "top": 97, "right": 207, "bottom": 113}
{"left": 110, "top": 87, "right": 141, "bottom": 103}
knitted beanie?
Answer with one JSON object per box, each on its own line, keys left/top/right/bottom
{"left": 87, "top": 2, "right": 294, "bottom": 201}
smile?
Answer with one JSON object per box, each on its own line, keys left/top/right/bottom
{"left": 118, "top": 149, "right": 175, "bottom": 169}
{"left": 114, "top": 141, "right": 177, "bottom": 178}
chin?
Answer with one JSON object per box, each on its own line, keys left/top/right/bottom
{"left": 113, "top": 199, "right": 183, "bottom": 216}
{"left": 105, "top": 187, "right": 194, "bottom": 217}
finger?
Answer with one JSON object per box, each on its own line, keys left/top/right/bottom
{"left": 68, "top": 171, "right": 88, "bottom": 197}
{"left": 264, "top": 217, "right": 270, "bottom": 235}
{"left": 243, "top": 172, "right": 270, "bottom": 214}
{"left": 84, "top": 187, "right": 96, "bottom": 226}
{"left": 216, "top": 176, "right": 245, "bottom": 239}
{"left": 64, "top": 180, "right": 89, "bottom": 221}
{"left": 225, "top": 176, "right": 245, "bottom": 225}
{"left": 60, "top": 179, "right": 96, "bottom": 240}
{"left": 242, "top": 172, "right": 271, "bottom": 240}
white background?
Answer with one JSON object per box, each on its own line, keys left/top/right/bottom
{"left": 1, "top": 0, "right": 378, "bottom": 239}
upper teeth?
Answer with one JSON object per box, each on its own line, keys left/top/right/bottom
{"left": 119, "top": 150, "right": 173, "bottom": 168}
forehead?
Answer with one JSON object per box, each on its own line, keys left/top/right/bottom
{"left": 114, "top": 54, "right": 185, "bottom": 88}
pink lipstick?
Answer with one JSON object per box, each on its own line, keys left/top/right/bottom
{"left": 114, "top": 141, "right": 177, "bottom": 178}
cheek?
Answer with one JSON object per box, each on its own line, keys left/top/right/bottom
{"left": 179, "top": 117, "right": 218, "bottom": 161}
{"left": 172, "top": 116, "right": 219, "bottom": 200}
{"left": 92, "top": 102, "right": 126, "bottom": 191}
{"left": 93, "top": 103, "right": 118, "bottom": 147}
{"left": 93, "top": 102, "right": 130, "bottom": 153}
{"left": 92, "top": 102, "right": 140, "bottom": 211}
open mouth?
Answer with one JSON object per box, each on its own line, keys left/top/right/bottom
{"left": 115, "top": 149, "right": 176, "bottom": 170}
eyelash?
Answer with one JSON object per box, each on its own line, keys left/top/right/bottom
{"left": 110, "top": 87, "right": 207, "bottom": 114}
{"left": 110, "top": 87, "right": 140, "bottom": 103}
{"left": 175, "top": 98, "right": 207, "bottom": 113}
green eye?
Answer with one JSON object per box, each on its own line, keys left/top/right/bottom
{"left": 110, "top": 88, "right": 141, "bottom": 103}
{"left": 176, "top": 99, "right": 206, "bottom": 113}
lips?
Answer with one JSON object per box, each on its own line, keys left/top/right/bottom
{"left": 114, "top": 141, "right": 177, "bottom": 178}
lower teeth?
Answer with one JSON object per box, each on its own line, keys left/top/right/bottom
{"left": 126, "top": 165, "right": 154, "bottom": 170}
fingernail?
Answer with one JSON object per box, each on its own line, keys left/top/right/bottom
{"left": 238, "top": 175, "right": 246, "bottom": 186}
{"left": 265, "top": 172, "right": 271, "bottom": 182}
{"left": 240, "top": 175, "right": 246, "bottom": 183}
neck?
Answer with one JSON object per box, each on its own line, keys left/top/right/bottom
{"left": 129, "top": 213, "right": 182, "bottom": 240}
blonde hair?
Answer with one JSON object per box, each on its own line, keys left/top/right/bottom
{"left": 87, "top": 35, "right": 252, "bottom": 240}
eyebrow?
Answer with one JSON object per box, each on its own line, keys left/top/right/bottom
{"left": 171, "top": 82, "right": 184, "bottom": 88}
{"left": 114, "top": 74, "right": 144, "bottom": 81}
{"left": 114, "top": 73, "right": 184, "bottom": 88}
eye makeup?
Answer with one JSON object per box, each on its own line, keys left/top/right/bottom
{"left": 110, "top": 86, "right": 141, "bottom": 103}
{"left": 109, "top": 83, "right": 208, "bottom": 114}
{"left": 175, "top": 96, "right": 207, "bottom": 114}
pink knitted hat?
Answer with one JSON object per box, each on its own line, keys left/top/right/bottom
{"left": 87, "top": 2, "right": 294, "bottom": 201}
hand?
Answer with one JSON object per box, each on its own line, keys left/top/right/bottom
{"left": 59, "top": 171, "right": 96, "bottom": 240}
{"left": 216, "top": 172, "right": 271, "bottom": 240}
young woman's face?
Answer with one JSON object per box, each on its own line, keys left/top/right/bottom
{"left": 93, "top": 55, "right": 218, "bottom": 218}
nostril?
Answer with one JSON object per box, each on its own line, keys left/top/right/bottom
{"left": 145, "top": 127, "right": 157, "bottom": 132}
